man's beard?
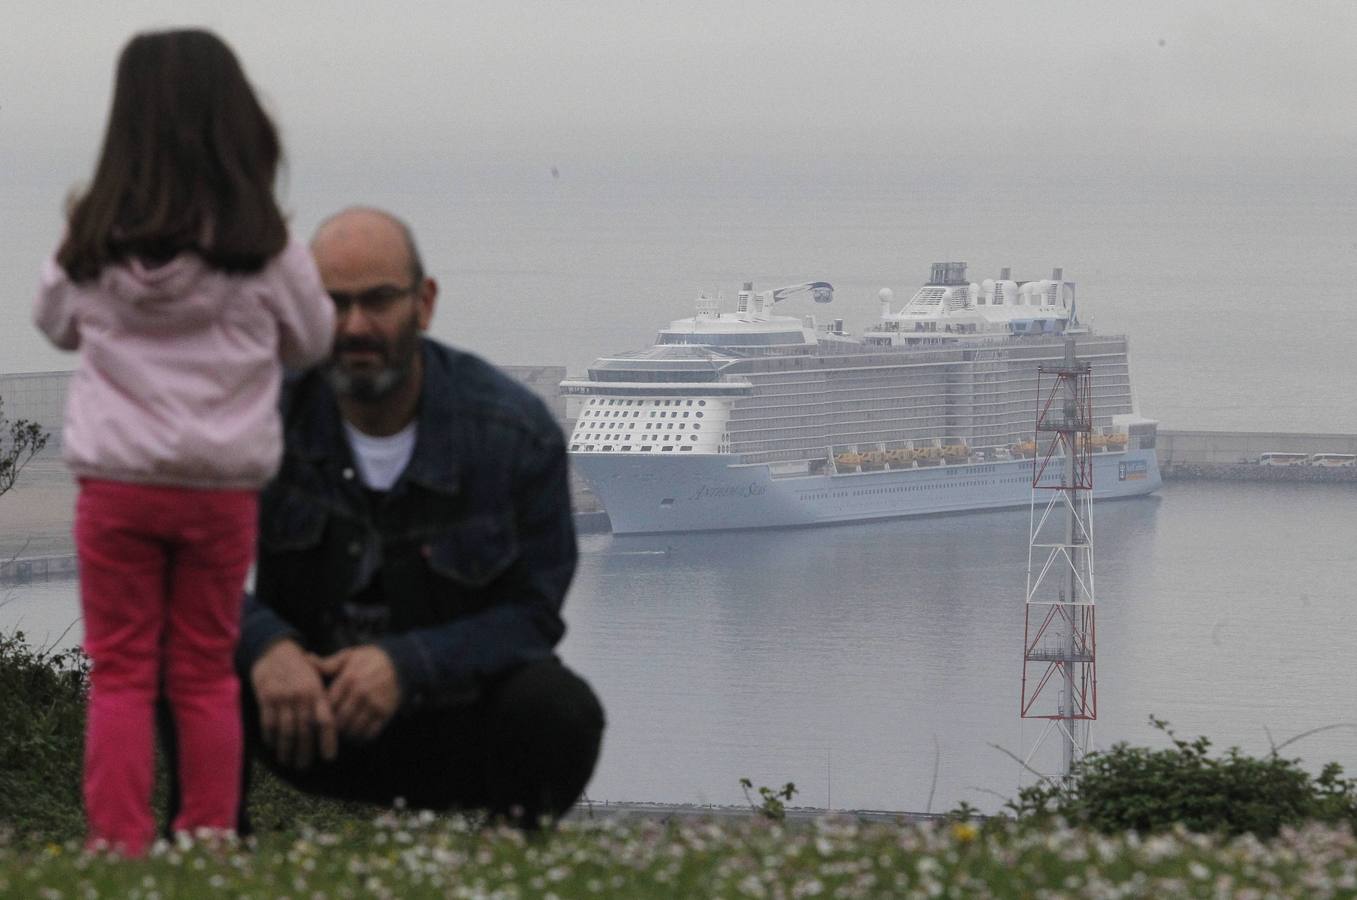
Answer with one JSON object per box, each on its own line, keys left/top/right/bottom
{"left": 326, "top": 317, "right": 421, "bottom": 403}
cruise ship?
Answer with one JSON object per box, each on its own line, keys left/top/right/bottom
{"left": 562, "top": 262, "right": 1161, "bottom": 534}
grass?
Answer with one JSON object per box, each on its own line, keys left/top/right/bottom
{"left": 2, "top": 811, "right": 1356, "bottom": 898}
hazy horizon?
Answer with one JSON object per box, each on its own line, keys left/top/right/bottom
{"left": 4, "top": 2, "right": 1355, "bottom": 422}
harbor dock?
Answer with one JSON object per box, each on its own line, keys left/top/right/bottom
{"left": 1157, "top": 429, "right": 1357, "bottom": 482}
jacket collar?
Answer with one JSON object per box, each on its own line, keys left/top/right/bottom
{"left": 289, "top": 339, "right": 461, "bottom": 497}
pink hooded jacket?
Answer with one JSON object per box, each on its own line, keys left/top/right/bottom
{"left": 33, "top": 236, "right": 335, "bottom": 489}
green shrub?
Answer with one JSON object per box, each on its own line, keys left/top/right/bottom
{"left": 1011, "top": 716, "right": 1357, "bottom": 837}
{"left": 0, "top": 630, "right": 89, "bottom": 843}
{"left": 738, "top": 778, "right": 797, "bottom": 821}
{"left": 0, "top": 396, "right": 49, "bottom": 497}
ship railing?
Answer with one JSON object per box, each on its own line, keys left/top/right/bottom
{"left": 559, "top": 381, "right": 753, "bottom": 397}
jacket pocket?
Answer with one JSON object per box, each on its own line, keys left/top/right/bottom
{"left": 260, "top": 492, "right": 328, "bottom": 552}
{"left": 426, "top": 514, "right": 519, "bottom": 588}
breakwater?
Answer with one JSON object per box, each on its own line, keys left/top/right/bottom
{"left": 0, "top": 554, "right": 76, "bottom": 581}
{"left": 1156, "top": 429, "right": 1357, "bottom": 483}
{"left": 1161, "top": 462, "right": 1357, "bottom": 483}
{"left": 1158, "top": 429, "right": 1357, "bottom": 465}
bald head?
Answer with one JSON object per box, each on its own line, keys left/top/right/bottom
{"left": 315, "top": 206, "right": 438, "bottom": 431}
{"left": 312, "top": 206, "right": 425, "bottom": 289}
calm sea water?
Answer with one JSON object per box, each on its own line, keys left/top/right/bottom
{"left": 6, "top": 480, "right": 1355, "bottom": 813}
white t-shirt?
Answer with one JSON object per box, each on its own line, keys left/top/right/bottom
{"left": 343, "top": 421, "right": 417, "bottom": 491}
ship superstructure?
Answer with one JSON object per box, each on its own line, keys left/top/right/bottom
{"left": 562, "top": 264, "right": 1160, "bottom": 534}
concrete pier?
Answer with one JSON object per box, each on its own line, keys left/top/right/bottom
{"left": 1158, "top": 429, "right": 1357, "bottom": 465}
{"left": 0, "top": 554, "right": 77, "bottom": 581}
{"left": 1157, "top": 429, "right": 1357, "bottom": 482}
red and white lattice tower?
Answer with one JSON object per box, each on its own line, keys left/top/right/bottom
{"left": 1020, "top": 332, "right": 1096, "bottom": 781}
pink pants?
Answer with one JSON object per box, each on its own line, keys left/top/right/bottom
{"left": 75, "top": 479, "right": 258, "bottom": 855}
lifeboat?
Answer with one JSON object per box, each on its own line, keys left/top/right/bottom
{"left": 915, "top": 446, "right": 943, "bottom": 465}
{"left": 1010, "top": 441, "right": 1037, "bottom": 459}
{"left": 1088, "top": 433, "right": 1108, "bottom": 451}
{"left": 835, "top": 452, "right": 864, "bottom": 468}
{"left": 940, "top": 443, "right": 970, "bottom": 461}
{"left": 1106, "top": 433, "right": 1128, "bottom": 449}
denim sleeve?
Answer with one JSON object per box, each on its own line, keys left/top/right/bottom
{"left": 377, "top": 427, "right": 577, "bottom": 709}
{"left": 236, "top": 590, "right": 303, "bottom": 675}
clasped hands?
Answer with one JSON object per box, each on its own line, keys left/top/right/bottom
{"left": 250, "top": 639, "right": 401, "bottom": 769}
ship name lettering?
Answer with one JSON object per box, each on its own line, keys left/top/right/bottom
{"left": 690, "top": 482, "right": 766, "bottom": 500}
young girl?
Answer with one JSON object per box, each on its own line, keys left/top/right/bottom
{"left": 33, "top": 29, "right": 334, "bottom": 855}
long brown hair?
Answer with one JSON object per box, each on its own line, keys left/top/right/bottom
{"left": 58, "top": 29, "right": 287, "bottom": 281}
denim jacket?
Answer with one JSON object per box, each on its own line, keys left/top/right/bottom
{"left": 238, "top": 339, "right": 577, "bottom": 711}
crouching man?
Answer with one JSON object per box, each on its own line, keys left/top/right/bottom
{"left": 236, "top": 207, "right": 603, "bottom": 827}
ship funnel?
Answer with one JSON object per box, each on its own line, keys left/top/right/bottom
{"left": 1052, "top": 267, "right": 1063, "bottom": 281}
{"left": 930, "top": 262, "right": 968, "bottom": 286}
{"left": 736, "top": 282, "right": 753, "bottom": 317}
{"left": 1000, "top": 267, "right": 1011, "bottom": 280}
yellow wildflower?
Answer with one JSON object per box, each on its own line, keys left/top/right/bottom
{"left": 950, "top": 822, "right": 978, "bottom": 845}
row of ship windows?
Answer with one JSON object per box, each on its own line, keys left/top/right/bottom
{"left": 582, "top": 409, "right": 704, "bottom": 419}
{"left": 746, "top": 365, "right": 1132, "bottom": 388}
{"left": 773, "top": 367, "right": 1132, "bottom": 384}
{"left": 728, "top": 405, "right": 1132, "bottom": 427}
{"left": 735, "top": 441, "right": 1049, "bottom": 458}
{"left": 729, "top": 396, "right": 1134, "bottom": 420}
{"left": 728, "top": 418, "right": 954, "bottom": 438}
{"left": 730, "top": 409, "right": 949, "bottom": 426}
{"left": 572, "top": 444, "right": 698, "bottom": 452}
{"left": 579, "top": 421, "right": 701, "bottom": 431}
{"left": 575, "top": 433, "right": 702, "bottom": 443}
{"left": 731, "top": 433, "right": 953, "bottom": 452}
{"left": 747, "top": 383, "right": 1133, "bottom": 405}
{"left": 798, "top": 476, "right": 1029, "bottom": 501}
{"left": 727, "top": 407, "right": 1130, "bottom": 426}
{"left": 744, "top": 383, "right": 1134, "bottom": 406}
{"left": 744, "top": 368, "right": 1132, "bottom": 388}
{"left": 599, "top": 426, "right": 1120, "bottom": 449}
{"left": 588, "top": 398, "right": 708, "bottom": 407}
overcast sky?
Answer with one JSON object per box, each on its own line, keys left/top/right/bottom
{"left": 3, "top": 0, "right": 1355, "bottom": 374}
{"left": 4, "top": 0, "right": 1354, "bottom": 176}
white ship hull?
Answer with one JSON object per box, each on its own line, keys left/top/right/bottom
{"left": 575, "top": 447, "right": 1161, "bottom": 535}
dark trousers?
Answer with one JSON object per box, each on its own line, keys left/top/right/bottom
{"left": 163, "top": 657, "right": 604, "bottom": 832}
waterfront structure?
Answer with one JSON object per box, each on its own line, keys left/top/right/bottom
{"left": 563, "top": 263, "right": 1161, "bottom": 534}
{"left": 0, "top": 371, "right": 72, "bottom": 453}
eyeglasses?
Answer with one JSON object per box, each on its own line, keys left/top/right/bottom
{"left": 328, "top": 284, "right": 418, "bottom": 317}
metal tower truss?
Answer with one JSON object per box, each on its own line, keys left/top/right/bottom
{"left": 1020, "top": 338, "right": 1097, "bottom": 780}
